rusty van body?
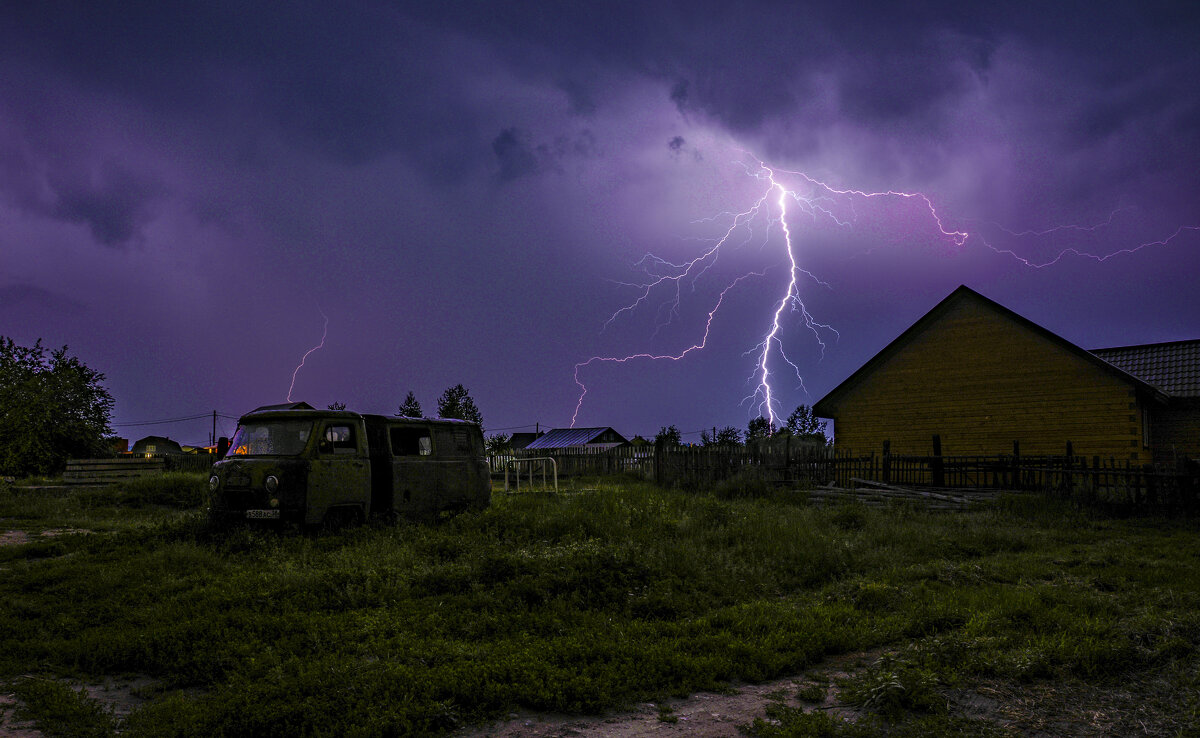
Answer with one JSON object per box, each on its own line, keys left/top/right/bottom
{"left": 207, "top": 407, "right": 490, "bottom": 527}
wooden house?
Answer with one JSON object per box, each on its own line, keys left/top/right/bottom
{"left": 131, "top": 435, "right": 184, "bottom": 456}
{"left": 812, "top": 286, "right": 1198, "bottom": 464}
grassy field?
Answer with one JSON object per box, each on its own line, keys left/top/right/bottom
{"left": 1, "top": 474, "right": 1198, "bottom": 736}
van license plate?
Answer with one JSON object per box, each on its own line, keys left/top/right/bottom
{"left": 245, "top": 509, "right": 280, "bottom": 520}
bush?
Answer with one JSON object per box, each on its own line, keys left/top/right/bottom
{"left": 712, "top": 471, "right": 775, "bottom": 500}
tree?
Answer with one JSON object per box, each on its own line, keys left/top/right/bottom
{"left": 327, "top": 401, "right": 347, "bottom": 411}
{"left": 0, "top": 337, "right": 114, "bottom": 477}
{"left": 654, "top": 425, "right": 682, "bottom": 446}
{"left": 436, "top": 384, "right": 482, "bottom": 425}
{"left": 784, "top": 404, "right": 827, "bottom": 442}
{"left": 745, "top": 416, "right": 775, "bottom": 443}
{"left": 484, "top": 433, "right": 510, "bottom": 455}
{"left": 716, "top": 425, "right": 743, "bottom": 446}
{"left": 701, "top": 425, "right": 742, "bottom": 446}
{"left": 396, "top": 391, "right": 423, "bottom": 418}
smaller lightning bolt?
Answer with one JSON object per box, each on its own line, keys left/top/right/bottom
{"left": 286, "top": 306, "right": 328, "bottom": 402}
{"left": 977, "top": 224, "right": 1200, "bottom": 268}
{"left": 572, "top": 272, "right": 766, "bottom": 426}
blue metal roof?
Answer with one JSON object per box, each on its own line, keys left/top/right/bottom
{"left": 524, "top": 427, "right": 627, "bottom": 449}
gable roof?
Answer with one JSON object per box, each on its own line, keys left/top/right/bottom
{"left": 251, "top": 401, "right": 315, "bottom": 412}
{"left": 524, "top": 427, "right": 628, "bottom": 450}
{"left": 812, "top": 285, "right": 1168, "bottom": 418}
{"left": 1091, "top": 340, "right": 1200, "bottom": 399}
{"left": 509, "top": 432, "right": 544, "bottom": 450}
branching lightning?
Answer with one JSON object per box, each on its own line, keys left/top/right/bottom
{"left": 286, "top": 306, "right": 329, "bottom": 402}
{"left": 571, "top": 151, "right": 1197, "bottom": 429}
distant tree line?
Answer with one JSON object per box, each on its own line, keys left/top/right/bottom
{"left": 654, "top": 405, "right": 827, "bottom": 448}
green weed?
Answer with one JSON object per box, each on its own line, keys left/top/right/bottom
{"left": 0, "top": 477, "right": 1196, "bottom": 735}
{"left": 9, "top": 677, "right": 115, "bottom": 738}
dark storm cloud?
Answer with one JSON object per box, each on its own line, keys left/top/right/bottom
{"left": 48, "top": 161, "right": 162, "bottom": 247}
{"left": 669, "top": 80, "right": 689, "bottom": 114}
{"left": 556, "top": 78, "right": 598, "bottom": 117}
{"left": 0, "top": 2, "right": 489, "bottom": 178}
{"left": 492, "top": 128, "right": 540, "bottom": 182}
{"left": 0, "top": 284, "right": 83, "bottom": 314}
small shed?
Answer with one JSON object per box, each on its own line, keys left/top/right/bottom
{"left": 524, "top": 427, "right": 629, "bottom": 451}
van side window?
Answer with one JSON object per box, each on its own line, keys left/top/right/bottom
{"left": 391, "top": 427, "right": 432, "bottom": 456}
{"left": 320, "top": 424, "right": 357, "bottom": 454}
{"left": 451, "top": 428, "right": 472, "bottom": 454}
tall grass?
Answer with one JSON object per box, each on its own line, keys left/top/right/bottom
{"left": 0, "top": 480, "right": 1196, "bottom": 735}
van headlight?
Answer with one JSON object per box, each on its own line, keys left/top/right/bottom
{"left": 209, "top": 475, "right": 220, "bottom": 492}
{"left": 264, "top": 475, "right": 280, "bottom": 494}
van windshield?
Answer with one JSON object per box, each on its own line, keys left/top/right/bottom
{"left": 227, "top": 420, "right": 313, "bottom": 457}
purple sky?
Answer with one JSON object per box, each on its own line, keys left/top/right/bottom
{"left": 3, "top": 2, "right": 1198, "bottom": 445}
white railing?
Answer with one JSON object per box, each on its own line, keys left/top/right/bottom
{"left": 505, "top": 457, "right": 558, "bottom": 493}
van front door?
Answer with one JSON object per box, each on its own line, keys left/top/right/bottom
{"left": 308, "top": 421, "right": 370, "bottom": 525}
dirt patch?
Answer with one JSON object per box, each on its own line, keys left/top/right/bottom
{"left": 78, "top": 676, "right": 159, "bottom": 722}
{"left": 0, "top": 676, "right": 159, "bottom": 738}
{"left": 0, "top": 528, "right": 92, "bottom": 547}
{"left": 456, "top": 652, "right": 877, "bottom": 738}
{"left": 0, "top": 530, "right": 31, "bottom": 547}
{"left": 950, "top": 668, "right": 1200, "bottom": 738}
{"left": 0, "top": 691, "right": 42, "bottom": 738}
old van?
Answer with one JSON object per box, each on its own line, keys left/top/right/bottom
{"left": 207, "top": 406, "right": 490, "bottom": 526}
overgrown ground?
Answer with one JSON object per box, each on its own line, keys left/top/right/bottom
{"left": 0, "top": 474, "right": 1197, "bottom": 736}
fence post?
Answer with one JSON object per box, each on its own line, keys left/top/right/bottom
{"left": 1064, "top": 441, "right": 1074, "bottom": 497}
{"left": 882, "top": 440, "right": 891, "bottom": 485}
{"left": 931, "top": 434, "right": 944, "bottom": 487}
{"left": 1011, "top": 441, "right": 1020, "bottom": 489}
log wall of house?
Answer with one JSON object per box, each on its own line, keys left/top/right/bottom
{"left": 828, "top": 298, "right": 1150, "bottom": 461}
{"left": 1152, "top": 400, "right": 1200, "bottom": 463}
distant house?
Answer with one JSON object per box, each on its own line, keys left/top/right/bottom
{"left": 509, "top": 432, "right": 544, "bottom": 451}
{"left": 812, "top": 286, "right": 1199, "bottom": 464}
{"left": 131, "top": 435, "right": 184, "bottom": 456}
{"left": 523, "top": 427, "right": 629, "bottom": 452}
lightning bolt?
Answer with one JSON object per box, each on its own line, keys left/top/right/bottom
{"left": 571, "top": 150, "right": 1197, "bottom": 429}
{"left": 286, "top": 306, "right": 328, "bottom": 402}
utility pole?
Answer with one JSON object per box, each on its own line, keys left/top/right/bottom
{"left": 211, "top": 410, "right": 217, "bottom": 447}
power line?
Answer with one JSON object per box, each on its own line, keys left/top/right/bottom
{"left": 112, "top": 411, "right": 240, "bottom": 427}
{"left": 481, "top": 423, "right": 541, "bottom": 433}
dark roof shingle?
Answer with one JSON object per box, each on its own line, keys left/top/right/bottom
{"left": 1091, "top": 340, "right": 1200, "bottom": 399}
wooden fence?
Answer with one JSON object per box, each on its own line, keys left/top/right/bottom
{"left": 64, "top": 454, "right": 215, "bottom": 485}
{"left": 64, "top": 457, "right": 167, "bottom": 485}
{"left": 489, "top": 437, "right": 1198, "bottom": 513}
